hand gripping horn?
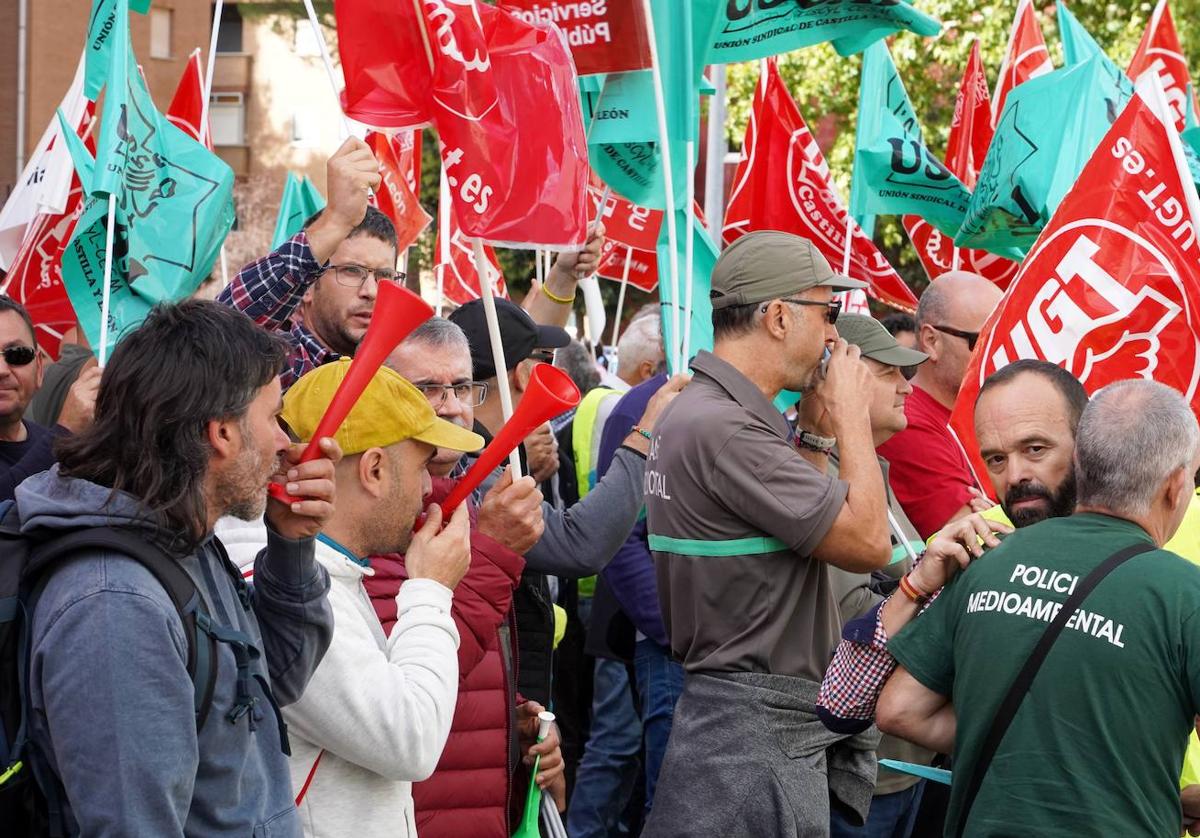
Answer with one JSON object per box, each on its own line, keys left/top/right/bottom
{"left": 269, "top": 281, "right": 435, "bottom": 505}
{"left": 440, "top": 363, "right": 580, "bottom": 515}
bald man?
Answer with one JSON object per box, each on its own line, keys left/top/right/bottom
{"left": 876, "top": 272, "right": 1003, "bottom": 538}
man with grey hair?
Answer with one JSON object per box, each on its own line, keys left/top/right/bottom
{"left": 615, "top": 314, "right": 666, "bottom": 387}
{"left": 877, "top": 379, "right": 1200, "bottom": 836}
{"left": 877, "top": 272, "right": 1003, "bottom": 538}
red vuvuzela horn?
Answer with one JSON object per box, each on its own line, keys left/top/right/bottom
{"left": 269, "top": 281, "right": 435, "bottom": 505}
{"left": 440, "top": 363, "right": 580, "bottom": 515}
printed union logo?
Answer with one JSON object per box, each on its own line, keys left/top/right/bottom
{"left": 981, "top": 219, "right": 1200, "bottom": 401}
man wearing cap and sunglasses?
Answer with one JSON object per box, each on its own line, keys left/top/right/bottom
{"left": 0, "top": 296, "right": 100, "bottom": 502}
{"left": 876, "top": 271, "right": 1004, "bottom": 540}
{"left": 641, "top": 231, "right": 893, "bottom": 837}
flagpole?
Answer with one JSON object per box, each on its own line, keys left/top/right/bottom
{"left": 437, "top": 167, "right": 451, "bottom": 316}
{"left": 682, "top": 139, "right": 695, "bottom": 363}
{"left": 640, "top": 0, "right": 681, "bottom": 374}
{"left": 842, "top": 216, "right": 853, "bottom": 276}
{"left": 474, "top": 236, "right": 522, "bottom": 478}
{"left": 610, "top": 246, "right": 632, "bottom": 347}
{"left": 200, "top": 5, "right": 233, "bottom": 290}
{"left": 951, "top": 249, "right": 962, "bottom": 271}
{"left": 703, "top": 64, "right": 728, "bottom": 238}
{"left": 98, "top": 194, "right": 117, "bottom": 366}
{"left": 301, "top": 0, "right": 355, "bottom": 137}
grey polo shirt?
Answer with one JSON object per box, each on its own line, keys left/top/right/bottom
{"left": 644, "top": 350, "right": 848, "bottom": 681}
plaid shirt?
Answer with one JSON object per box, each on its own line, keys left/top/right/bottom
{"left": 817, "top": 585, "right": 942, "bottom": 734}
{"left": 217, "top": 232, "right": 338, "bottom": 390}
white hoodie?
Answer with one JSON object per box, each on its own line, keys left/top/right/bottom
{"left": 218, "top": 518, "right": 460, "bottom": 838}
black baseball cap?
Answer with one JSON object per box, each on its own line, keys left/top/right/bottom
{"left": 449, "top": 298, "right": 571, "bottom": 379}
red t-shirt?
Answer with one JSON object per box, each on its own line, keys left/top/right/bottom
{"left": 876, "top": 385, "right": 979, "bottom": 539}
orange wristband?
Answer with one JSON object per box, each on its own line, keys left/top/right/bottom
{"left": 898, "top": 573, "right": 929, "bottom": 605}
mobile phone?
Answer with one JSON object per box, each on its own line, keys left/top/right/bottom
{"left": 818, "top": 346, "right": 831, "bottom": 380}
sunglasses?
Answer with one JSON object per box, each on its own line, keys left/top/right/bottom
{"left": 931, "top": 324, "right": 980, "bottom": 352}
{"left": 1, "top": 345, "right": 36, "bottom": 367}
{"left": 768, "top": 298, "right": 842, "bottom": 325}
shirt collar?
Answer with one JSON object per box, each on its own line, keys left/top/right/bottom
{"left": 690, "top": 350, "right": 791, "bottom": 438}
{"left": 317, "top": 533, "right": 370, "bottom": 568}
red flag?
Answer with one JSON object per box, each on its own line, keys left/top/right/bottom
{"left": 337, "top": 0, "right": 435, "bottom": 128}
{"left": 589, "top": 184, "right": 661, "bottom": 251}
{"left": 950, "top": 87, "right": 1200, "bottom": 492}
{"left": 992, "top": 0, "right": 1053, "bottom": 126}
{"left": 722, "top": 60, "right": 918, "bottom": 312}
{"left": 166, "top": 48, "right": 212, "bottom": 149}
{"left": 497, "top": 0, "right": 651, "bottom": 76}
{"left": 596, "top": 240, "right": 658, "bottom": 292}
{"left": 435, "top": 224, "right": 510, "bottom": 306}
{"left": 0, "top": 174, "right": 87, "bottom": 359}
{"left": 366, "top": 131, "right": 432, "bottom": 253}
{"left": 1128, "top": 0, "right": 1198, "bottom": 134}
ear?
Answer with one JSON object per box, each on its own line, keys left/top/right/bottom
{"left": 1163, "top": 465, "right": 1191, "bottom": 517}
{"left": 760, "top": 300, "right": 788, "bottom": 341}
{"left": 34, "top": 353, "right": 45, "bottom": 389}
{"left": 358, "top": 448, "right": 388, "bottom": 500}
{"left": 638, "top": 359, "right": 654, "bottom": 383}
{"left": 206, "top": 417, "right": 241, "bottom": 464}
{"left": 301, "top": 283, "right": 317, "bottom": 307}
{"left": 512, "top": 362, "right": 532, "bottom": 394}
{"left": 917, "top": 323, "right": 940, "bottom": 360}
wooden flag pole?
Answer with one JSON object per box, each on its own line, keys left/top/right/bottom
{"left": 474, "top": 237, "right": 523, "bottom": 478}
{"left": 610, "top": 245, "right": 632, "bottom": 347}
{"left": 436, "top": 167, "right": 451, "bottom": 316}
{"left": 199, "top": 4, "right": 232, "bottom": 288}
{"left": 640, "top": 0, "right": 681, "bottom": 374}
{"left": 98, "top": 194, "right": 117, "bottom": 366}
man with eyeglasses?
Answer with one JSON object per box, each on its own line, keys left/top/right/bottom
{"left": 218, "top": 138, "right": 397, "bottom": 389}
{"left": 877, "top": 271, "right": 1004, "bottom": 539}
{"left": 0, "top": 296, "right": 100, "bottom": 502}
{"left": 641, "top": 231, "right": 893, "bottom": 838}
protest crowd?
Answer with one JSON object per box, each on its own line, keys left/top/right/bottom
{"left": 11, "top": 0, "right": 1200, "bottom": 837}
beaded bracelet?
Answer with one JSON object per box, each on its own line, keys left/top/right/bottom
{"left": 631, "top": 425, "right": 653, "bottom": 442}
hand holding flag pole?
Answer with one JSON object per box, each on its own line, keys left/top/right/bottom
{"left": 577, "top": 185, "right": 610, "bottom": 348}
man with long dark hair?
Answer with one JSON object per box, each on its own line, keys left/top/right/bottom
{"left": 18, "top": 300, "right": 338, "bottom": 835}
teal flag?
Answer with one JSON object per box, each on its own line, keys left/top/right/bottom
{"left": 56, "top": 108, "right": 95, "bottom": 194}
{"left": 84, "top": 0, "right": 151, "bottom": 101}
{"left": 657, "top": 208, "right": 718, "bottom": 374}
{"left": 63, "top": 1, "right": 235, "bottom": 354}
{"left": 848, "top": 42, "right": 970, "bottom": 237}
{"left": 271, "top": 173, "right": 326, "bottom": 249}
{"left": 955, "top": 55, "right": 1127, "bottom": 255}
{"left": 1057, "top": 0, "right": 1102, "bottom": 66}
{"left": 706, "top": 0, "right": 941, "bottom": 61}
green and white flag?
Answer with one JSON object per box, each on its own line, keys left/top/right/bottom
{"left": 954, "top": 55, "right": 1126, "bottom": 255}
{"left": 848, "top": 42, "right": 970, "bottom": 237}
{"left": 63, "top": 0, "right": 235, "bottom": 352}
{"left": 271, "top": 173, "right": 326, "bottom": 249}
{"left": 706, "top": 0, "right": 941, "bottom": 61}
{"left": 657, "top": 207, "right": 719, "bottom": 373}
{"left": 83, "top": 0, "right": 151, "bottom": 100}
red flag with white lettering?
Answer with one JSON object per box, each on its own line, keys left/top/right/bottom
{"left": 950, "top": 84, "right": 1200, "bottom": 492}
{"left": 434, "top": 179, "right": 509, "bottom": 306}
{"left": 596, "top": 240, "right": 658, "bottom": 292}
{"left": 166, "top": 48, "right": 212, "bottom": 149}
{"left": 1128, "top": 0, "right": 1198, "bottom": 134}
{"left": 903, "top": 43, "right": 1020, "bottom": 289}
{"left": 992, "top": 0, "right": 1053, "bottom": 126}
{"left": 497, "top": 0, "right": 651, "bottom": 76}
{"left": 366, "top": 130, "right": 432, "bottom": 253}
{"left": 589, "top": 184, "right": 661, "bottom": 251}
{"left": 722, "top": 60, "right": 918, "bottom": 312}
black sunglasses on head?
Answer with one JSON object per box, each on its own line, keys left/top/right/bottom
{"left": 1, "top": 346, "right": 36, "bottom": 367}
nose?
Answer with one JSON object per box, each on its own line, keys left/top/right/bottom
{"left": 360, "top": 272, "right": 380, "bottom": 300}
{"left": 421, "top": 467, "right": 433, "bottom": 498}
{"left": 274, "top": 422, "right": 291, "bottom": 454}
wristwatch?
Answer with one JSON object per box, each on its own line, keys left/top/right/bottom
{"left": 795, "top": 429, "right": 836, "bottom": 453}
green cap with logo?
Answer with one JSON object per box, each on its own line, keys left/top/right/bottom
{"left": 709, "top": 230, "right": 866, "bottom": 310}
{"left": 836, "top": 313, "right": 929, "bottom": 368}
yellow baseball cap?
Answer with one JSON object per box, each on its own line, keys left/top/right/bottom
{"left": 282, "top": 359, "right": 484, "bottom": 456}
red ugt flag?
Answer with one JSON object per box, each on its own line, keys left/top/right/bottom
{"left": 366, "top": 130, "right": 432, "bottom": 253}
{"left": 497, "top": 0, "right": 651, "bottom": 76}
{"left": 1128, "top": 0, "right": 1198, "bottom": 134}
{"left": 992, "top": 0, "right": 1053, "bottom": 126}
{"left": 903, "top": 42, "right": 1020, "bottom": 289}
{"left": 722, "top": 60, "right": 918, "bottom": 312}
{"left": 950, "top": 83, "right": 1200, "bottom": 491}
{"left": 589, "top": 184, "right": 661, "bottom": 252}
{"left": 595, "top": 241, "right": 659, "bottom": 292}
{"left": 166, "top": 49, "right": 212, "bottom": 148}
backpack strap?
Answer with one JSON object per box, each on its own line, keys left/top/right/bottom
{"left": 952, "top": 540, "right": 1155, "bottom": 835}
{"left": 23, "top": 528, "right": 220, "bottom": 729}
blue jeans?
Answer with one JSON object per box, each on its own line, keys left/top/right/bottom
{"left": 567, "top": 657, "right": 642, "bottom": 838}
{"left": 830, "top": 780, "right": 926, "bottom": 838}
{"left": 633, "top": 638, "right": 685, "bottom": 815}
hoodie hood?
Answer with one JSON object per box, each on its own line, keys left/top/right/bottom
{"left": 15, "top": 465, "right": 167, "bottom": 541}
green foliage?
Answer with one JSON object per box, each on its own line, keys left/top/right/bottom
{"left": 724, "top": 0, "right": 1200, "bottom": 294}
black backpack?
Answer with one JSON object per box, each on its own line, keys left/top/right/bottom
{"left": 0, "top": 500, "right": 220, "bottom": 837}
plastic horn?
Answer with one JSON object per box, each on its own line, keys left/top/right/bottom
{"left": 511, "top": 712, "right": 557, "bottom": 838}
{"left": 268, "top": 281, "right": 435, "bottom": 505}
{"left": 441, "top": 364, "right": 580, "bottom": 515}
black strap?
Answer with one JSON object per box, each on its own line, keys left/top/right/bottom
{"left": 953, "top": 540, "right": 1155, "bottom": 835}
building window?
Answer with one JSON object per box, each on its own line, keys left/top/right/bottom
{"left": 294, "top": 21, "right": 322, "bottom": 57}
{"left": 150, "top": 8, "right": 172, "bottom": 59}
{"left": 210, "top": 93, "right": 245, "bottom": 146}
{"left": 215, "top": 3, "right": 243, "bottom": 53}
{"left": 291, "top": 109, "right": 320, "bottom": 148}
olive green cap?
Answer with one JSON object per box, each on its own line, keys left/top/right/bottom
{"left": 709, "top": 231, "right": 866, "bottom": 310}
{"left": 836, "top": 313, "right": 929, "bottom": 368}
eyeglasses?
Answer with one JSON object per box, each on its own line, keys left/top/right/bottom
{"left": 766, "top": 298, "right": 842, "bottom": 325}
{"left": 322, "top": 264, "right": 406, "bottom": 288}
{"left": 529, "top": 349, "right": 557, "bottom": 364}
{"left": 931, "top": 324, "right": 980, "bottom": 352}
{"left": 0, "top": 345, "right": 36, "bottom": 367}
{"left": 414, "top": 381, "right": 489, "bottom": 408}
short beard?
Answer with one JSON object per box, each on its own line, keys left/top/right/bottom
{"left": 1004, "top": 473, "right": 1077, "bottom": 528}
{"left": 219, "top": 423, "right": 281, "bottom": 522}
